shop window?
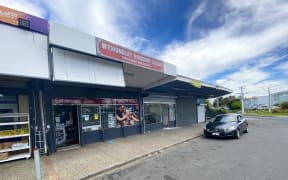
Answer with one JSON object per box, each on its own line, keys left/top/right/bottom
{"left": 100, "top": 105, "right": 116, "bottom": 129}
{"left": 81, "top": 105, "right": 101, "bottom": 127}
{"left": 101, "top": 104, "right": 140, "bottom": 129}
{"left": 53, "top": 98, "right": 140, "bottom": 130}
{"left": 81, "top": 103, "right": 140, "bottom": 129}
{"left": 144, "top": 104, "right": 162, "bottom": 124}
{"left": 0, "top": 95, "right": 29, "bottom": 115}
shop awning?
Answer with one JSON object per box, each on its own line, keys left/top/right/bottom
{"left": 123, "top": 63, "right": 175, "bottom": 88}
{"left": 144, "top": 75, "right": 232, "bottom": 98}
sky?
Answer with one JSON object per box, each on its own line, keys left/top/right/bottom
{"left": 1, "top": 0, "right": 288, "bottom": 98}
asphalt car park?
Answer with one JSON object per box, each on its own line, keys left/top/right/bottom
{"left": 100, "top": 116, "right": 288, "bottom": 180}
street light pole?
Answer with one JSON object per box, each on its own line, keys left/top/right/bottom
{"left": 240, "top": 87, "right": 245, "bottom": 114}
{"left": 268, "top": 87, "right": 271, "bottom": 113}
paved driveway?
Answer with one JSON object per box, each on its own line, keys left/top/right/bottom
{"left": 100, "top": 116, "right": 288, "bottom": 180}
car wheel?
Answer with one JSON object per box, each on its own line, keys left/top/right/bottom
{"left": 235, "top": 129, "right": 240, "bottom": 139}
{"left": 244, "top": 127, "right": 248, "bottom": 133}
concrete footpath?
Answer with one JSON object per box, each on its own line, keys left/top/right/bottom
{"left": 0, "top": 124, "right": 203, "bottom": 180}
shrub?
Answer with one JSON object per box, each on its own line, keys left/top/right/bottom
{"left": 280, "top": 102, "right": 288, "bottom": 109}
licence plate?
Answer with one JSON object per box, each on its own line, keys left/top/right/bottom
{"left": 212, "top": 132, "right": 220, "bottom": 136}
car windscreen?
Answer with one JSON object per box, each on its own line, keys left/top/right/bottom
{"left": 212, "top": 115, "right": 236, "bottom": 123}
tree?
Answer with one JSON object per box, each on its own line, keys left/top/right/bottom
{"left": 229, "top": 99, "right": 242, "bottom": 110}
{"left": 213, "top": 96, "right": 238, "bottom": 109}
{"left": 205, "top": 99, "right": 212, "bottom": 109}
{"left": 281, "top": 102, "right": 288, "bottom": 109}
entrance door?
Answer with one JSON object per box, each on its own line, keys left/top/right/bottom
{"left": 53, "top": 105, "right": 80, "bottom": 148}
{"left": 197, "top": 105, "right": 205, "bottom": 123}
{"left": 168, "top": 104, "right": 176, "bottom": 127}
{"left": 162, "top": 104, "right": 169, "bottom": 127}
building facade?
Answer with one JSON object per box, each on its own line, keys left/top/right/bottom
{"left": 0, "top": 5, "right": 231, "bottom": 155}
{"left": 244, "top": 91, "right": 288, "bottom": 110}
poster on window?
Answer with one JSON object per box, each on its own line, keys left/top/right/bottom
{"left": 115, "top": 104, "right": 140, "bottom": 127}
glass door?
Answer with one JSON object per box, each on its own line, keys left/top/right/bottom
{"left": 168, "top": 104, "right": 176, "bottom": 127}
{"left": 162, "top": 104, "right": 169, "bottom": 127}
{"left": 53, "top": 105, "right": 79, "bottom": 148}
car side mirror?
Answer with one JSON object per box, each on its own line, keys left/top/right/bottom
{"left": 237, "top": 117, "right": 242, "bottom": 122}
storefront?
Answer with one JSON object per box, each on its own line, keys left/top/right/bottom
{"left": 43, "top": 21, "right": 178, "bottom": 152}
{"left": 38, "top": 81, "right": 143, "bottom": 153}
{"left": 0, "top": 6, "right": 49, "bottom": 161}
{"left": 143, "top": 96, "right": 176, "bottom": 131}
{"left": 0, "top": 5, "right": 232, "bottom": 158}
{"left": 0, "top": 77, "right": 51, "bottom": 161}
{"left": 144, "top": 75, "right": 232, "bottom": 128}
{"left": 50, "top": 96, "right": 141, "bottom": 150}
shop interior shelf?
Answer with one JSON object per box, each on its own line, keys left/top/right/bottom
{"left": 0, "top": 146, "right": 30, "bottom": 153}
{"left": 0, "top": 121, "right": 29, "bottom": 126}
{"left": 0, "top": 113, "right": 29, "bottom": 118}
{"left": 0, "top": 153, "right": 30, "bottom": 163}
{"left": 0, "top": 134, "right": 29, "bottom": 140}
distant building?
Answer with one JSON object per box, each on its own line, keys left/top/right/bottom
{"left": 244, "top": 90, "right": 288, "bottom": 109}
{"left": 272, "top": 91, "right": 288, "bottom": 105}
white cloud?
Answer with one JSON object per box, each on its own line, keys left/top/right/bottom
{"left": 186, "top": 0, "right": 207, "bottom": 39}
{"left": 0, "top": 1, "right": 144, "bottom": 49}
{"left": 0, "top": 0, "right": 46, "bottom": 17}
{"left": 159, "top": 0, "right": 288, "bottom": 82}
{"left": 43, "top": 0, "right": 143, "bottom": 50}
{"left": 276, "top": 61, "right": 288, "bottom": 75}
{"left": 215, "top": 55, "right": 288, "bottom": 97}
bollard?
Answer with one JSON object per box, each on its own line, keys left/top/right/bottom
{"left": 34, "top": 149, "right": 41, "bottom": 180}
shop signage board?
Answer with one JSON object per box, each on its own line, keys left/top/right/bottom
{"left": 0, "top": 5, "right": 48, "bottom": 34}
{"left": 191, "top": 80, "right": 202, "bottom": 88}
{"left": 52, "top": 98, "right": 138, "bottom": 105}
{"left": 96, "top": 38, "right": 164, "bottom": 72}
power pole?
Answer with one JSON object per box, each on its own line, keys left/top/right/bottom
{"left": 268, "top": 87, "right": 271, "bottom": 113}
{"left": 240, "top": 87, "right": 245, "bottom": 114}
{"left": 216, "top": 97, "right": 219, "bottom": 110}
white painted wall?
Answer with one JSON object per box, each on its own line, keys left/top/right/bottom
{"left": 163, "top": 62, "right": 177, "bottom": 76}
{"left": 49, "top": 22, "right": 96, "bottom": 55}
{"left": 0, "top": 24, "right": 49, "bottom": 79}
{"left": 52, "top": 48, "right": 125, "bottom": 87}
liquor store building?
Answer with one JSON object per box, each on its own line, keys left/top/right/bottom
{"left": 0, "top": 5, "right": 231, "bottom": 156}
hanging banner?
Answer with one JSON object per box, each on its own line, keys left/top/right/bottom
{"left": 0, "top": 5, "right": 48, "bottom": 34}
{"left": 96, "top": 38, "right": 164, "bottom": 72}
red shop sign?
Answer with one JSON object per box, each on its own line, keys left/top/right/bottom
{"left": 53, "top": 98, "right": 138, "bottom": 105}
{"left": 97, "top": 38, "right": 163, "bottom": 72}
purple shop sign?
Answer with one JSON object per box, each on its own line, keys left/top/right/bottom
{"left": 0, "top": 5, "right": 48, "bottom": 35}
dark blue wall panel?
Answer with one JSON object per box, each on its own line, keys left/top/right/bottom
{"left": 169, "top": 121, "right": 176, "bottom": 128}
{"left": 82, "top": 130, "right": 102, "bottom": 145}
{"left": 123, "top": 124, "right": 141, "bottom": 136}
{"left": 102, "top": 127, "right": 123, "bottom": 140}
{"left": 145, "top": 122, "right": 163, "bottom": 132}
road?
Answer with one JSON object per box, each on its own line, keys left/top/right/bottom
{"left": 99, "top": 116, "right": 288, "bottom": 180}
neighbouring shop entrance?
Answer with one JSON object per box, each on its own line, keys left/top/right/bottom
{"left": 53, "top": 105, "right": 80, "bottom": 148}
{"left": 144, "top": 103, "right": 176, "bottom": 131}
